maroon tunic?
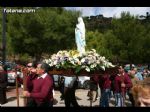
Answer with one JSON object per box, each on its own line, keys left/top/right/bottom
{"left": 26, "top": 73, "right": 37, "bottom": 92}
{"left": 27, "top": 74, "right": 53, "bottom": 105}
{"left": 91, "top": 75, "right": 100, "bottom": 84}
{"left": 114, "top": 73, "right": 132, "bottom": 93}
{"left": 99, "top": 74, "right": 111, "bottom": 90}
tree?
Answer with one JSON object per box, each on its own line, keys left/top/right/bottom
{"left": 102, "top": 30, "right": 123, "bottom": 63}
{"left": 111, "top": 12, "right": 146, "bottom": 64}
{"left": 7, "top": 7, "right": 81, "bottom": 62}
{"left": 86, "top": 30, "right": 103, "bottom": 49}
{"left": 86, "top": 30, "right": 113, "bottom": 61}
{"left": 0, "top": 8, "right": 3, "bottom": 59}
{"left": 140, "top": 21, "right": 150, "bottom": 63}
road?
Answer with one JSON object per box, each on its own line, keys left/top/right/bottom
{"left": 1, "top": 86, "right": 132, "bottom": 107}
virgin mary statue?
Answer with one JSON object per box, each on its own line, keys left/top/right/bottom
{"left": 75, "top": 17, "right": 86, "bottom": 54}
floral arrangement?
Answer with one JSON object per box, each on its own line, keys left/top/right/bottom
{"left": 43, "top": 49, "right": 115, "bottom": 74}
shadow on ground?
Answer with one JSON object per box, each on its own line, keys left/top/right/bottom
{"left": 125, "top": 101, "right": 132, "bottom": 107}
{"left": 6, "top": 87, "right": 16, "bottom": 92}
{"left": 7, "top": 97, "right": 16, "bottom": 102}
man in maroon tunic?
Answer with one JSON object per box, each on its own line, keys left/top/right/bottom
{"left": 114, "top": 66, "right": 132, "bottom": 107}
{"left": 23, "top": 62, "right": 54, "bottom": 107}
{"left": 99, "top": 73, "right": 111, "bottom": 107}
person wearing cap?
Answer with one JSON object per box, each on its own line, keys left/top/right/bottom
{"left": 23, "top": 62, "right": 54, "bottom": 107}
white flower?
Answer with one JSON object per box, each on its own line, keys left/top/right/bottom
{"left": 91, "top": 49, "right": 96, "bottom": 53}
{"left": 93, "top": 64, "right": 97, "bottom": 68}
{"left": 90, "top": 65, "right": 95, "bottom": 69}
{"left": 73, "top": 54, "right": 79, "bottom": 59}
{"left": 96, "top": 60, "right": 100, "bottom": 64}
{"left": 85, "top": 67, "right": 90, "bottom": 72}
{"left": 61, "top": 62, "right": 65, "bottom": 65}
{"left": 70, "top": 60, "right": 75, "bottom": 65}
{"left": 81, "top": 58, "right": 85, "bottom": 63}
{"left": 44, "top": 59, "right": 48, "bottom": 63}
{"left": 49, "top": 63, "right": 53, "bottom": 67}
{"left": 77, "top": 61, "right": 81, "bottom": 65}
{"left": 44, "top": 49, "right": 115, "bottom": 73}
{"left": 100, "top": 66, "right": 105, "bottom": 71}
{"left": 54, "top": 60, "right": 58, "bottom": 65}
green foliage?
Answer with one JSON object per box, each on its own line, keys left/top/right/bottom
{"left": 86, "top": 11, "right": 150, "bottom": 64}
{"left": 111, "top": 11, "right": 149, "bottom": 63}
{"left": 86, "top": 30, "right": 104, "bottom": 53}
{"left": 6, "top": 7, "right": 80, "bottom": 62}
{"left": 19, "top": 53, "right": 31, "bottom": 63}
{"left": 1, "top": 8, "right": 150, "bottom": 64}
{"left": 0, "top": 8, "right": 2, "bottom": 47}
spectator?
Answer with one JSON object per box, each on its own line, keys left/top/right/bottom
{"left": 131, "top": 77, "right": 150, "bottom": 107}
{"left": 23, "top": 62, "right": 54, "bottom": 107}
{"left": 134, "top": 68, "right": 143, "bottom": 81}
{"left": 142, "top": 68, "right": 150, "bottom": 78}
{"left": 109, "top": 73, "right": 116, "bottom": 99}
{"left": 25, "top": 63, "right": 37, "bottom": 106}
{"left": 0, "top": 65, "right": 7, "bottom": 105}
{"left": 127, "top": 69, "right": 139, "bottom": 106}
{"left": 114, "top": 66, "right": 132, "bottom": 107}
{"left": 99, "top": 73, "right": 111, "bottom": 107}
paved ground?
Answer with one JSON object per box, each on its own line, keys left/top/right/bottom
{"left": 1, "top": 86, "right": 132, "bottom": 107}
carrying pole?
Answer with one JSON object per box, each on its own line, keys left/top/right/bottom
{"left": 15, "top": 70, "right": 19, "bottom": 107}
{"left": 22, "top": 67, "right": 27, "bottom": 106}
{"left": 89, "top": 74, "right": 92, "bottom": 107}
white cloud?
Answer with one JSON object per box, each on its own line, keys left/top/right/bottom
{"left": 65, "top": 7, "right": 150, "bottom": 18}
{"left": 65, "top": 7, "right": 100, "bottom": 16}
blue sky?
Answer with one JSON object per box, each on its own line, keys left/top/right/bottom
{"left": 65, "top": 7, "right": 150, "bottom": 18}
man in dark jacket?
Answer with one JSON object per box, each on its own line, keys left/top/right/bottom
{"left": 58, "top": 76, "right": 65, "bottom": 100}
{"left": 0, "top": 65, "right": 7, "bottom": 104}
{"left": 64, "top": 76, "right": 79, "bottom": 107}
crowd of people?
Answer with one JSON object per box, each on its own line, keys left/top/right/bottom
{"left": 0, "top": 62, "right": 150, "bottom": 107}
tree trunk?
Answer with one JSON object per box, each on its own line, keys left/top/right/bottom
{"left": 130, "top": 63, "right": 132, "bottom": 70}
{"left": 34, "top": 54, "right": 42, "bottom": 63}
{"left": 148, "top": 64, "right": 150, "bottom": 70}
